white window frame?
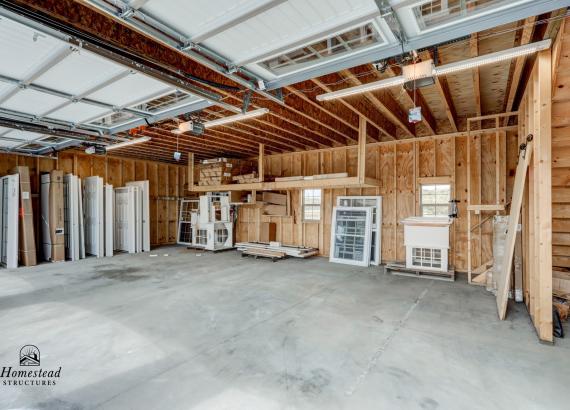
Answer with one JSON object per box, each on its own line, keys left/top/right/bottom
{"left": 337, "top": 196, "right": 382, "bottom": 266}
{"left": 0, "top": 174, "right": 19, "bottom": 269}
{"left": 329, "top": 206, "right": 372, "bottom": 267}
{"left": 420, "top": 183, "right": 450, "bottom": 217}
{"left": 303, "top": 189, "right": 322, "bottom": 222}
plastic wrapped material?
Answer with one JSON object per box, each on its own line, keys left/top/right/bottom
{"left": 489, "top": 216, "right": 509, "bottom": 293}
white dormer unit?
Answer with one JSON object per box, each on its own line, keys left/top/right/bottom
{"left": 402, "top": 216, "right": 452, "bottom": 273}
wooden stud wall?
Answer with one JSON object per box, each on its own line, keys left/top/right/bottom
{"left": 552, "top": 19, "right": 570, "bottom": 270}
{"left": 236, "top": 134, "right": 518, "bottom": 271}
{"left": 0, "top": 151, "right": 188, "bottom": 255}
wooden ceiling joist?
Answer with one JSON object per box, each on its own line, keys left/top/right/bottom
{"left": 503, "top": 16, "right": 537, "bottom": 123}
{"left": 470, "top": 34, "right": 482, "bottom": 119}
{"left": 310, "top": 76, "right": 395, "bottom": 141}
{"left": 203, "top": 106, "right": 327, "bottom": 149}
{"left": 144, "top": 126, "right": 262, "bottom": 154}
{"left": 141, "top": 128, "right": 260, "bottom": 156}
{"left": 340, "top": 67, "right": 415, "bottom": 138}
{"left": 219, "top": 121, "right": 314, "bottom": 151}
{"left": 434, "top": 76, "right": 458, "bottom": 132}
{"left": 286, "top": 86, "right": 359, "bottom": 135}
{"left": 284, "top": 92, "right": 357, "bottom": 143}
{"left": 205, "top": 128, "right": 286, "bottom": 153}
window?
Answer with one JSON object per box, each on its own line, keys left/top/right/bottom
{"left": 303, "top": 189, "right": 321, "bottom": 221}
{"left": 259, "top": 23, "right": 381, "bottom": 75}
{"left": 414, "top": 0, "right": 506, "bottom": 30}
{"left": 420, "top": 184, "right": 450, "bottom": 217}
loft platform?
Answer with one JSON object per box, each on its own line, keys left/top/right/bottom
{"left": 189, "top": 176, "right": 381, "bottom": 192}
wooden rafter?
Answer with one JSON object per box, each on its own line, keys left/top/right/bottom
{"left": 141, "top": 128, "right": 260, "bottom": 156}
{"left": 503, "top": 16, "right": 537, "bottom": 124}
{"left": 470, "top": 34, "right": 482, "bottom": 119}
{"left": 286, "top": 86, "right": 359, "bottom": 135}
{"left": 310, "top": 78, "right": 395, "bottom": 141}
{"left": 434, "top": 76, "right": 458, "bottom": 132}
{"left": 340, "top": 68, "right": 415, "bottom": 137}
{"left": 200, "top": 109, "right": 310, "bottom": 151}
{"left": 203, "top": 108, "right": 325, "bottom": 149}
{"left": 284, "top": 91, "right": 357, "bottom": 143}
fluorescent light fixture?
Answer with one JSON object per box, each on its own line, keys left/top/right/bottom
{"left": 434, "top": 39, "right": 551, "bottom": 76}
{"left": 316, "top": 76, "right": 406, "bottom": 101}
{"left": 105, "top": 136, "right": 151, "bottom": 151}
{"left": 204, "top": 108, "right": 269, "bottom": 128}
{"left": 316, "top": 39, "right": 551, "bottom": 101}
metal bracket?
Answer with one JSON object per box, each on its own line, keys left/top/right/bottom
{"left": 119, "top": 7, "right": 135, "bottom": 19}
{"left": 375, "top": 0, "right": 407, "bottom": 43}
{"left": 242, "top": 90, "right": 252, "bottom": 113}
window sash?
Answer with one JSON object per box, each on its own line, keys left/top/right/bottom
{"left": 303, "top": 189, "right": 322, "bottom": 221}
{"left": 420, "top": 184, "right": 450, "bottom": 217}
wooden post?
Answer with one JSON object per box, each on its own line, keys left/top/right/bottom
{"left": 187, "top": 152, "right": 194, "bottom": 191}
{"left": 534, "top": 49, "right": 553, "bottom": 342}
{"left": 357, "top": 115, "right": 366, "bottom": 184}
{"left": 467, "top": 119, "right": 472, "bottom": 282}
{"left": 258, "top": 144, "right": 265, "bottom": 183}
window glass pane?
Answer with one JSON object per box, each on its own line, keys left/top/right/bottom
{"left": 421, "top": 183, "right": 450, "bottom": 217}
{"left": 303, "top": 189, "right": 321, "bottom": 220}
{"left": 259, "top": 23, "right": 381, "bottom": 75}
{"left": 414, "top": 0, "right": 507, "bottom": 30}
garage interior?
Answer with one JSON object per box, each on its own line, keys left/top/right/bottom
{"left": 1, "top": 0, "right": 570, "bottom": 408}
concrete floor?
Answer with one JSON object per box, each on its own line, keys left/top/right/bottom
{"left": 0, "top": 246, "right": 568, "bottom": 410}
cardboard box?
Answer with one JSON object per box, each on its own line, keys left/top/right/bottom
{"left": 50, "top": 170, "right": 65, "bottom": 262}
{"left": 10, "top": 166, "right": 37, "bottom": 266}
{"left": 263, "top": 204, "right": 287, "bottom": 216}
{"left": 262, "top": 192, "right": 287, "bottom": 206}
{"left": 260, "top": 222, "right": 277, "bottom": 243}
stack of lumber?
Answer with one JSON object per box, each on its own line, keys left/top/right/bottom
{"left": 198, "top": 158, "right": 255, "bottom": 186}
{"left": 274, "top": 172, "right": 348, "bottom": 182}
{"left": 236, "top": 242, "right": 318, "bottom": 258}
{"left": 259, "top": 191, "right": 287, "bottom": 216}
{"left": 554, "top": 270, "right": 570, "bottom": 300}
{"left": 232, "top": 172, "right": 258, "bottom": 183}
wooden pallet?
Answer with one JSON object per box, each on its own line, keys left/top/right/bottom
{"left": 386, "top": 262, "right": 455, "bottom": 282}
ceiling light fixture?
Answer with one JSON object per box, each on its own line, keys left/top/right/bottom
{"left": 434, "top": 39, "right": 551, "bottom": 76}
{"left": 105, "top": 136, "right": 151, "bottom": 151}
{"left": 203, "top": 108, "right": 269, "bottom": 128}
{"left": 316, "top": 39, "right": 551, "bottom": 101}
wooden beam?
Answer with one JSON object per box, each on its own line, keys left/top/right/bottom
{"left": 534, "top": 49, "right": 553, "bottom": 341}
{"left": 190, "top": 176, "right": 381, "bottom": 192}
{"left": 204, "top": 108, "right": 322, "bottom": 149}
{"left": 187, "top": 152, "right": 194, "bottom": 191}
{"left": 503, "top": 17, "right": 537, "bottom": 125}
{"left": 434, "top": 76, "right": 458, "bottom": 132}
{"left": 284, "top": 90, "right": 358, "bottom": 143}
{"left": 286, "top": 85, "right": 359, "bottom": 136}
{"left": 470, "top": 34, "right": 482, "bottom": 119}
{"left": 357, "top": 116, "right": 366, "bottom": 183}
{"left": 311, "top": 77, "right": 395, "bottom": 141}
{"left": 258, "top": 144, "right": 264, "bottom": 182}
{"left": 340, "top": 68, "right": 415, "bottom": 137}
